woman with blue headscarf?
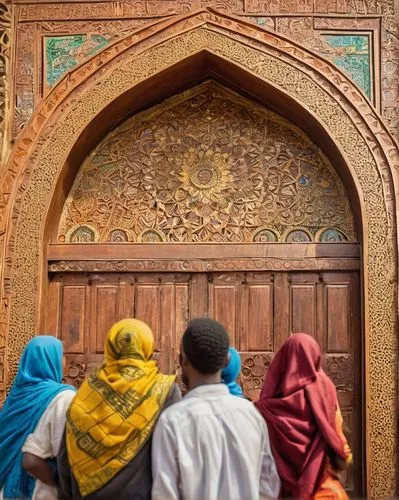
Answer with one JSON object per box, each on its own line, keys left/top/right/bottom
{"left": 0, "top": 335, "right": 75, "bottom": 499}
{"left": 222, "top": 347, "right": 244, "bottom": 397}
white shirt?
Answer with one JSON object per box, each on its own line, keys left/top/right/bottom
{"left": 0, "top": 389, "right": 75, "bottom": 500}
{"left": 151, "top": 384, "right": 280, "bottom": 500}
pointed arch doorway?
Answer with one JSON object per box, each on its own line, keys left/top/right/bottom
{"left": 2, "top": 10, "right": 398, "bottom": 496}
{"left": 47, "top": 81, "right": 362, "bottom": 494}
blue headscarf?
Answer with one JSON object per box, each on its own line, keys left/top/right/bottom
{"left": 0, "top": 335, "right": 75, "bottom": 499}
{"left": 222, "top": 347, "right": 244, "bottom": 397}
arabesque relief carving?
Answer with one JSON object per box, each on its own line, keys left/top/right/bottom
{"left": 58, "top": 83, "right": 356, "bottom": 244}
{"left": 12, "top": 0, "right": 399, "bottom": 141}
{"left": 1, "top": 11, "right": 397, "bottom": 496}
{"left": 48, "top": 258, "right": 360, "bottom": 273}
{"left": 0, "top": 2, "right": 10, "bottom": 163}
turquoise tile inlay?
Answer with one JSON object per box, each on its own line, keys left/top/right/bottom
{"left": 45, "top": 34, "right": 109, "bottom": 88}
{"left": 320, "top": 34, "right": 371, "bottom": 100}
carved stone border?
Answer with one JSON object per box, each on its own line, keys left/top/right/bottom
{"left": 48, "top": 258, "right": 361, "bottom": 273}
{"left": 0, "top": 10, "right": 397, "bottom": 496}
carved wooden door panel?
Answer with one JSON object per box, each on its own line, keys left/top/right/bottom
{"left": 46, "top": 272, "right": 192, "bottom": 381}
{"left": 206, "top": 270, "right": 360, "bottom": 495}
{"left": 47, "top": 268, "right": 360, "bottom": 494}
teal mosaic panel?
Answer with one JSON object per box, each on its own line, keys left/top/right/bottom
{"left": 45, "top": 34, "right": 109, "bottom": 88}
{"left": 320, "top": 34, "right": 371, "bottom": 100}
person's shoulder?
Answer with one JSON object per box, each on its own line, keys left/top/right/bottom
{"left": 158, "top": 394, "right": 190, "bottom": 424}
{"left": 47, "top": 388, "right": 76, "bottom": 412}
{"left": 229, "top": 396, "right": 267, "bottom": 424}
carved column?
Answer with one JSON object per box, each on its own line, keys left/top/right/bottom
{"left": 0, "top": 2, "right": 11, "bottom": 167}
{"left": 0, "top": 3, "right": 11, "bottom": 403}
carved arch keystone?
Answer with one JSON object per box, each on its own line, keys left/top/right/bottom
{"left": 0, "top": 9, "right": 397, "bottom": 496}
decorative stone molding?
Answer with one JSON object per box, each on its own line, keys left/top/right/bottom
{"left": 0, "top": 10, "right": 397, "bottom": 496}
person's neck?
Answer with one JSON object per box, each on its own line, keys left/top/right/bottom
{"left": 188, "top": 374, "right": 221, "bottom": 392}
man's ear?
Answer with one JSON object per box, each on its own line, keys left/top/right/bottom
{"left": 179, "top": 350, "right": 188, "bottom": 367}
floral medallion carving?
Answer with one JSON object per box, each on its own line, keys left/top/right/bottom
{"left": 63, "top": 359, "right": 87, "bottom": 388}
{"left": 324, "top": 354, "right": 354, "bottom": 392}
{"left": 240, "top": 352, "right": 273, "bottom": 400}
{"left": 58, "top": 83, "right": 357, "bottom": 244}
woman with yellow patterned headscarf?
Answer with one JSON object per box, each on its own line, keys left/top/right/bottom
{"left": 57, "top": 319, "right": 180, "bottom": 499}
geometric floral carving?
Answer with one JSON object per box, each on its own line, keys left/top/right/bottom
{"left": 2, "top": 13, "right": 397, "bottom": 496}
{"left": 285, "top": 229, "right": 313, "bottom": 242}
{"left": 58, "top": 83, "right": 357, "bottom": 244}
{"left": 240, "top": 352, "right": 273, "bottom": 401}
{"left": 63, "top": 359, "right": 87, "bottom": 388}
{"left": 45, "top": 35, "right": 109, "bottom": 88}
{"left": 319, "top": 34, "right": 372, "bottom": 100}
{"left": 0, "top": 2, "right": 10, "bottom": 163}
{"left": 252, "top": 227, "right": 279, "bottom": 242}
{"left": 318, "top": 228, "right": 348, "bottom": 242}
{"left": 324, "top": 354, "right": 354, "bottom": 392}
{"left": 67, "top": 225, "right": 99, "bottom": 243}
{"left": 107, "top": 229, "right": 129, "bottom": 242}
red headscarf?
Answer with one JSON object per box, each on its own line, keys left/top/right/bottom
{"left": 255, "top": 333, "right": 346, "bottom": 499}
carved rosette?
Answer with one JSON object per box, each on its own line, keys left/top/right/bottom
{"left": 324, "top": 354, "right": 354, "bottom": 392}
{"left": 63, "top": 359, "right": 87, "bottom": 388}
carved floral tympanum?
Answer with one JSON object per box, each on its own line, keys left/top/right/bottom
{"left": 58, "top": 82, "right": 356, "bottom": 244}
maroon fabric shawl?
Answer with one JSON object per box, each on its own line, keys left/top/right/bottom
{"left": 255, "top": 333, "right": 346, "bottom": 498}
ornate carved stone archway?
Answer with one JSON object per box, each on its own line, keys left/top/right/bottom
{"left": 0, "top": 9, "right": 397, "bottom": 496}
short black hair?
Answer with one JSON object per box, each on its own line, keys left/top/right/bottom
{"left": 182, "top": 317, "right": 230, "bottom": 374}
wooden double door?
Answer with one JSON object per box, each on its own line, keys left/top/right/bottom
{"left": 46, "top": 268, "right": 361, "bottom": 494}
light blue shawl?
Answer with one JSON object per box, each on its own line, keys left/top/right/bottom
{"left": 222, "top": 347, "right": 244, "bottom": 397}
{"left": 0, "top": 335, "right": 75, "bottom": 499}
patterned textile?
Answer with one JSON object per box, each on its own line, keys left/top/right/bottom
{"left": 0, "top": 336, "right": 74, "bottom": 499}
{"left": 66, "top": 319, "right": 175, "bottom": 496}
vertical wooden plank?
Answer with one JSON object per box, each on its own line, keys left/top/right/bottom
{"left": 134, "top": 283, "right": 160, "bottom": 350}
{"left": 326, "top": 284, "right": 349, "bottom": 353}
{"left": 159, "top": 283, "right": 174, "bottom": 372}
{"left": 273, "top": 272, "right": 289, "bottom": 350}
{"left": 46, "top": 278, "right": 61, "bottom": 336}
{"left": 60, "top": 285, "right": 86, "bottom": 354}
{"left": 238, "top": 280, "right": 249, "bottom": 351}
{"left": 95, "top": 285, "right": 118, "bottom": 353}
{"left": 290, "top": 281, "right": 317, "bottom": 336}
{"left": 123, "top": 276, "right": 135, "bottom": 318}
{"left": 316, "top": 278, "right": 324, "bottom": 349}
{"left": 247, "top": 284, "right": 273, "bottom": 351}
{"left": 175, "top": 282, "right": 190, "bottom": 356}
{"left": 190, "top": 274, "right": 208, "bottom": 318}
{"left": 208, "top": 275, "right": 239, "bottom": 344}
{"left": 340, "top": 408, "right": 355, "bottom": 493}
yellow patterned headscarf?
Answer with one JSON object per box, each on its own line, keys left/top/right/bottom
{"left": 66, "top": 319, "right": 175, "bottom": 496}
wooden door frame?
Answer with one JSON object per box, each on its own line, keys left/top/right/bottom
{"left": 0, "top": 10, "right": 397, "bottom": 496}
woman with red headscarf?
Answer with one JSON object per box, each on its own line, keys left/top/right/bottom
{"left": 255, "top": 333, "right": 352, "bottom": 499}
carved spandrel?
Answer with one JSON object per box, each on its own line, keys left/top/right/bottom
{"left": 14, "top": 23, "right": 35, "bottom": 135}
{"left": 58, "top": 82, "right": 357, "bottom": 244}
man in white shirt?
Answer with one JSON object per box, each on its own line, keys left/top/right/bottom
{"left": 152, "top": 317, "right": 281, "bottom": 500}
